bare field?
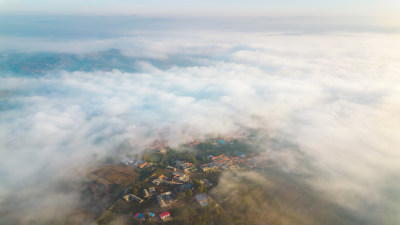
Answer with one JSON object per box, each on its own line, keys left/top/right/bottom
{"left": 88, "top": 165, "right": 139, "bottom": 185}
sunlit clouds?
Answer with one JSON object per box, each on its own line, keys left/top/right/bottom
{"left": 1, "top": 27, "right": 400, "bottom": 224}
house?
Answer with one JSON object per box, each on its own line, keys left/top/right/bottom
{"left": 158, "top": 146, "right": 167, "bottom": 153}
{"left": 149, "top": 187, "right": 156, "bottom": 194}
{"left": 143, "top": 189, "right": 150, "bottom": 198}
{"left": 149, "top": 140, "right": 167, "bottom": 151}
{"left": 200, "top": 179, "right": 213, "bottom": 187}
{"left": 123, "top": 194, "right": 143, "bottom": 203}
{"left": 167, "top": 166, "right": 177, "bottom": 171}
{"left": 139, "top": 162, "right": 149, "bottom": 168}
{"left": 200, "top": 162, "right": 219, "bottom": 172}
{"left": 188, "top": 140, "right": 200, "bottom": 147}
{"left": 159, "top": 211, "right": 170, "bottom": 221}
{"left": 134, "top": 160, "right": 145, "bottom": 167}
{"left": 152, "top": 179, "right": 162, "bottom": 185}
{"left": 157, "top": 195, "right": 167, "bottom": 208}
{"left": 120, "top": 158, "right": 133, "bottom": 166}
{"left": 178, "top": 183, "right": 192, "bottom": 192}
{"left": 134, "top": 213, "right": 144, "bottom": 220}
{"left": 195, "top": 193, "right": 208, "bottom": 207}
{"left": 175, "top": 160, "right": 197, "bottom": 172}
{"left": 210, "top": 154, "right": 225, "bottom": 161}
{"left": 172, "top": 172, "right": 189, "bottom": 182}
{"left": 157, "top": 192, "right": 175, "bottom": 208}
{"left": 143, "top": 187, "right": 156, "bottom": 198}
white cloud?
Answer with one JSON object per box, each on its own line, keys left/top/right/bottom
{"left": 1, "top": 31, "right": 400, "bottom": 223}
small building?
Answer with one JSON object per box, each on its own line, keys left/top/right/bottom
{"left": 152, "top": 179, "right": 162, "bottom": 185}
{"left": 157, "top": 192, "right": 175, "bottom": 208}
{"left": 210, "top": 154, "right": 225, "bottom": 161}
{"left": 148, "top": 212, "right": 155, "bottom": 217}
{"left": 200, "top": 179, "right": 213, "bottom": 187}
{"left": 195, "top": 193, "right": 208, "bottom": 207}
{"left": 178, "top": 183, "right": 192, "bottom": 192}
{"left": 167, "top": 166, "right": 177, "bottom": 171}
{"left": 149, "top": 187, "right": 156, "bottom": 193}
{"left": 172, "top": 172, "right": 189, "bottom": 182}
{"left": 123, "top": 194, "right": 143, "bottom": 203}
{"left": 143, "top": 189, "right": 150, "bottom": 198}
{"left": 159, "top": 211, "right": 170, "bottom": 221}
{"left": 134, "top": 213, "right": 144, "bottom": 220}
{"left": 200, "top": 163, "right": 218, "bottom": 172}
{"left": 175, "top": 160, "right": 197, "bottom": 172}
{"left": 134, "top": 160, "right": 145, "bottom": 167}
{"left": 121, "top": 158, "right": 133, "bottom": 166}
{"left": 139, "top": 162, "right": 149, "bottom": 168}
{"left": 143, "top": 187, "right": 156, "bottom": 198}
{"left": 158, "top": 147, "right": 167, "bottom": 153}
{"left": 188, "top": 140, "right": 200, "bottom": 147}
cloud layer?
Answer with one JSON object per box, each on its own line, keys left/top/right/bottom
{"left": 1, "top": 30, "right": 400, "bottom": 224}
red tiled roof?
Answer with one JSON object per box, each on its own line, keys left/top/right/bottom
{"left": 211, "top": 154, "right": 225, "bottom": 161}
{"left": 159, "top": 211, "right": 170, "bottom": 218}
{"left": 139, "top": 162, "right": 149, "bottom": 168}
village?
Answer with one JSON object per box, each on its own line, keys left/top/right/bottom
{"left": 91, "top": 135, "right": 267, "bottom": 225}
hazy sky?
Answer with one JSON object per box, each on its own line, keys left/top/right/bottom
{"left": 1, "top": 0, "right": 399, "bottom": 20}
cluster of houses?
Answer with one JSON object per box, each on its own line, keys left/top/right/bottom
{"left": 199, "top": 153, "right": 262, "bottom": 172}
{"left": 134, "top": 211, "right": 171, "bottom": 222}
{"left": 152, "top": 173, "right": 187, "bottom": 186}
{"left": 149, "top": 140, "right": 168, "bottom": 153}
{"left": 230, "top": 153, "right": 260, "bottom": 168}
{"left": 125, "top": 135, "right": 259, "bottom": 223}
{"left": 175, "top": 160, "right": 197, "bottom": 172}
{"left": 124, "top": 164, "right": 213, "bottom": 223}
{"left": 124, "top": 186, "right": 174, "bottom": 222}
{"left": 134, "top": 193, "right": 210, "bottom": 222}
{"left": 129, "top": 187, "right": 210, "bottom": 222}
{"left": 200, "top": 154, "right": 237, "bottom": 172}
{"left": 172, "top": 171, "right": 189, "bottom": 182}
{"left": 143, "top": 187, "right": 156, "bottom": 198}
{"left": 120, "top": 159, "right": 152, "bottom": 169}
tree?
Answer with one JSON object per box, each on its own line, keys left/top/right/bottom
{"left": 198, "top": 184, "right": 207, "bottom": 193}
{"left": 215, "top": 206, "right": 223, "bottom": 215}
{"left": 191, "top": 156, "right": 198, "bottom": 164}
{"left": 185, "top": 189, "right": 193, "bottom": 198}
{"left": 193, "top": 179, "right": 207, "bottom": 193}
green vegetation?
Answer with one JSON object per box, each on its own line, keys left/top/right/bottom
{"left": 142, "top": 152, "right": 163, "bottom": 164}
{"left": 96, "top": 208, "right": 115, "bottom": 225}
{"left": 164, "top": 138, "right": 253, "bottom": 168}
{"left": 192, "top": 179, "right": 207, "bottom": 193}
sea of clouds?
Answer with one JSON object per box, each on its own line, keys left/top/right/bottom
{"left": 0, "top": 17, "right": 400, "bottom": 224}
